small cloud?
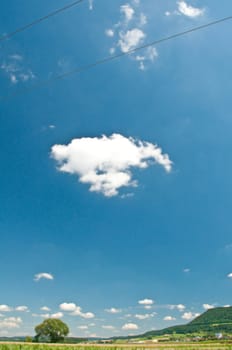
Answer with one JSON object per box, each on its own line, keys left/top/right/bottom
{"left": 15, "top": 306, "right": 29, "bottom": 312}
{"left": 169, "top": 304, "right": 186, "bottom": 312}
{"left": 120, "top": 4, "right": 135, "bottom": 22}
{"left": 138, "top": 298, "right": 154, "bottom": 306}
{"left": 164, "top": 316, "right": 176, "bottom": 321}
{"left": 40, "top": 306, "right": 50, "bottom": 312}
{"left": 182, "top": 312, "right": 200, "bottom": 320}
{"left": 0, "top": 305, "right": 12, "bottom": 312}
{"left": 34, "top": 272, "right": 54, "bottom": 281}
{"left": 203, "top": 304, "right": 214, "bottom": 310}
{"left": 183, "top": 268, "right": 190, "bottom": 273}
{"left": 227, "top": 273, "right": 232, "bottom": 279}
{"left": 118, "top": 28, "right": 145, "bottom": 53}
{"left": 135, "top": 313, "right": 156, "bottom": 320}
{"left": 51, "top": 312, "right": 63, "bottom": 319}
{"left": 105, "top": 307, "right": 122, "bottom": 314}
{"left": 177, "top": 1, "right": 205, "bottom": 18}
{"left": 122, "top": 323, "right": 138, "bottom": 330}
{"left": 105, "top": 29, "right": 114, "bottom": 37}
{"left": 60, "top": 303, "right": 76, "bottom": 311}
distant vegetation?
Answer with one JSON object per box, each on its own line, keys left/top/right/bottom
{"left": 139, "top": 307, "right": 232, "bottom": 338}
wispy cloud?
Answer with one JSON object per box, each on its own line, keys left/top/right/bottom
{"left": 0, "top": 54, "right": 35, "bottom": 84}
{"left": 34, "top": 272, "right": 54, "bottom": 281}
{"left": 105, "top": 1, "right": 158, "bottom": 70}
{"left": 51, "top": 134, "right": 172, "bottom": 197}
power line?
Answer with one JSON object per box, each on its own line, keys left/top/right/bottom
{"left": 1, "top": 15, "right": 232, "bottom": 101}
{"left": 0, "top": 0, "right": 85, "bottom": 42}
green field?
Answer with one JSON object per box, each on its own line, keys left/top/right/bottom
{"left": 1, "top": 343, "right": 232, "bottom": 350}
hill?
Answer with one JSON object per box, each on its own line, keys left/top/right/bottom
{"left": 138, "top": 307, "right": 232, "bottom": 338}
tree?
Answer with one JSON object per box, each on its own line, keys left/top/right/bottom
{"left": 34, "top": 318, "right": 69, "bottom": 343}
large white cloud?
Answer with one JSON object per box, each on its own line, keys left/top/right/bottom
{"left": 34, "top": 272, "right": 54, "bottom": 281}
{"left": 177, "top": 1, "right": 205, "bottom": 17}
{"left": 59, "top": 302, "right": 94, "bottom": 319}
{"left": 51, "top": 134, "right": 172, "bottom": 197}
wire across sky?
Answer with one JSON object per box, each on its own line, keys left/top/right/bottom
{"left": 1, "top": 14, "right": 231, "bottom": 102}
{"left": 0, "top": 0, "right": 86, "bottom": 42}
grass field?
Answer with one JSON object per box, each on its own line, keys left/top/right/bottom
{"left": 1, "top": 343, "right": 232, "bottom": 350}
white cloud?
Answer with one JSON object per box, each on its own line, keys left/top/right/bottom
{"left": 164, "top": 316, "right": 176, "bottom": 321}
{"left": 41, "top": 313, "right": 50, "bottom": 319}
{"left": 34, "top": 272, "right": 54, "bottom": 281}
{"left": 203, "top": 304, "right": 214, "bottom": 310}
{"left": 0, "top": 305, "right": 12, "bottom": 312}
{"left": 105, "top": 1, "right": 157, "bottom": 70}
{"left": 51, "top": 134, "right": 172, "bottom": 197}
{"left": 122, "top": 323, "right": 138, "bottom": 330}
{"left": 138, "top": 298, "right": 154, "bottom": 306}
{"left": 118, "top": 28, "right": 145, "bottom": 53}
{"left": 177, "top": 1, "right": 205, "bottom": 17}
{"left": 15, "top": 306, "right": 29, "bottom": 312}
{"left": 169, "top": 304, "right": 186, "bottom": 312}
{"left": 105, "top": 29, "right": 114, "bottom": 37}
{"left": 182, "top": 312, "right": 200, "bottom": 320}
{"left": 0, "top": 317, "right": 22, "bottom": 329}
{"left": 102, "top": 325, "right": 115, "bottom": 330}
{"left": 40, "top": 306, "right": 51, "bottom": 311}
{"left": 60, "top": 302, "right": 94, "bottom": 319}
{"left": 120, "top": 4, "right": 135, "bottom": 22}
{"left": 105, "top": 307, "right": 122, "bottom": 314}
{"left": 135, "top": 313, "right": 156, "bottom": 320}
{"left": 59, "top": 303, "right": 77, "bottom": 312}
{"left": 227, "top": 273, "right": 232, "bottom": 278}
{"left": 51, "top": 312, "right": 63, "bottom": 319}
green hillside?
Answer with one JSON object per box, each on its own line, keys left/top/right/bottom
{"left": 139, "top": 307, "right": 232, "bottom": 338}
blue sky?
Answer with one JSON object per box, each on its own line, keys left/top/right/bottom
{"left": 0, "top": 0, "right": 232, "bottom": 338}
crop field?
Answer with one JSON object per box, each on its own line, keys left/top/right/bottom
{"left": 1, "top": 343, "right": 232, "bottom": 350}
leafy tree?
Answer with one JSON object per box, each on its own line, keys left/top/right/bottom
{"left": 35, "top": 318, "right": 69, "bottom": 343}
